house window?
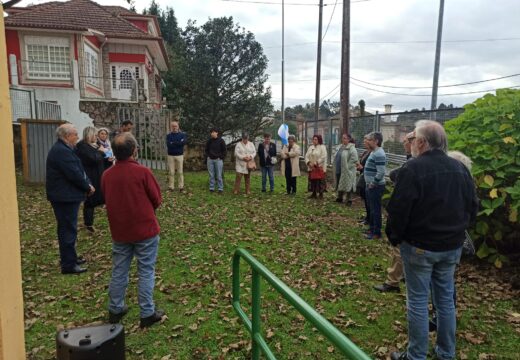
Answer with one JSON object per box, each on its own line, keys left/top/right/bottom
{"left": 84, "top": 44, "right": 100, "bottom": 88}
{"left": 111, "top": 66, "right": 117, "bottom": 89}
{"left": 120, "top": 69, "right": 133, "bottom": 89}
{"left": 25, "top": 36, "right": 71, "bottom": 80}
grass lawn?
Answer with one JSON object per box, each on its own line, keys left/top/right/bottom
{"left": 18, "top": 171, "right": 520, "bottom": 359}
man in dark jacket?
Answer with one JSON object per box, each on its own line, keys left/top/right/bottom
{"left": 257, "top": 133, "right": 277, "bottom": 192}
{"left": 386, "top": 121, "right": 478, "bottom": 360}
{"left": 205, "top": 128, "right": 227, "bottom": 193}
{"left": 166, "top": 121, "right": 187, "bottom": 192}
{"left": 46, "top": 124, "right": 94, "bottom": 274}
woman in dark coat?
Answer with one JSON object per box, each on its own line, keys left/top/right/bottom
{"left": 75, "top": 126, "right": 107, "bottom": 233}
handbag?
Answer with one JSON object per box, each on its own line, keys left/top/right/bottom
{"left": 309, "top": 166, "right": 325, "bottom": 180}
{"left": 247, "top": 159, "right": 256, "bottom": 171}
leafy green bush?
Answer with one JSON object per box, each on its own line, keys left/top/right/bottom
{"left": 445, "top": 89, "right": 520, "bottom": 266}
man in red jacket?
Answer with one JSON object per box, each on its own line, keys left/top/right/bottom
{"left": 101, "top": 132, "right": 165, "bottom": 328}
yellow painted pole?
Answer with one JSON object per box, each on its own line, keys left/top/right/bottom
{"left": 0, "top": 4, "right": 27, "bottom": 360}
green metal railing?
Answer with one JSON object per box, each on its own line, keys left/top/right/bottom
{"left": 232, "top": 248, "right": 372, "bottom": 359}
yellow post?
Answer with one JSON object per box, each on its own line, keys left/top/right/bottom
{"left": 0, "top": 4, "right": 26, "bottom": 360}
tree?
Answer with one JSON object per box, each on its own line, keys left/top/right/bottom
{"left": 445, "top": 89, "right": 520, "bottom": 264}
{"left": 179, "top": 17, "right": 273, "bottom": 144}
{"left": 358, "top": 99, "right": 366, "bottom": 115}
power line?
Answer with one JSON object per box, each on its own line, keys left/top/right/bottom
{"left": 350, "top": 73, "right": 520, "bottom": 89}
{"left": 322, "top": 0, "right": 339, "bottom": 41}
{"left": 350, "top": 79, "right": 520, "bottom": 97}
{"left": 263, "top": 37, "right": 520, "bottom": 49}
{"left": 221, "top": 0, "right": 371, "bottom": 5}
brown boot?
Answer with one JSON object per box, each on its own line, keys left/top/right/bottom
{"left": 233, "top": 174, "right": 242, "bottom": 195}
{"left": 309, "top": 192, "right": 317, "bottom": 199}
{"left": 245, "top": 174, "right": 251, "bottom": 194}
{"left": 335, "top": 191, "right": 344, "bottom": 203}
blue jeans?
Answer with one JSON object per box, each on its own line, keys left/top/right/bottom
{"left": 108, "top": 235, "right": 159, "bottom": 318}
{"left": 51, "top": 201, "right": 81, "bottom": 271}
{"left": 366, "top": 184, "right": 385, "bottom": 236}
{"left": 207, "top": 158, "right": 224, "bottom": 191}
{"left": 400, "top": 242, "right": 462, "bottom": 360}
{"left": 261, "top": 166, "right": 274, "bottom": 191}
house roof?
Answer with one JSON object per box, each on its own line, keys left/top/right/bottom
{"left": 4, "top": 0, "right": 169, "bottom": 69}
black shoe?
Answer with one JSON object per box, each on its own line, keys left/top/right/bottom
{"left": 390, "top": 352, "right": 409, "bottom": 360}
{"left": 373, "top": 283, "right": 400, "bottom": 293}
{"left": 335, "top": 198, "right": 343, "bottom": 203}
{"left": 76, "top": 256, "right": 86, "bottom": 265}
{"left": 109, "top": 305, "right": 129, "bottom": 324}
{"left": 61, "top": 265, "right": 87, "bottom": 275}
{"left": 140, "top": 310, "right": 165, "bottom": 328}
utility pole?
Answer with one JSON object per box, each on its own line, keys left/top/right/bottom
{"left": 340, "top": 0, "right": 350, "bottom": 134}
{"left": 314, "top": 0, "right": 324, "bottom": 135}
{"left": 431, "top": 0, "right": 445, "bottom": 113}
{"left": 281, "top": 0, "right": 285, "bottom": 127}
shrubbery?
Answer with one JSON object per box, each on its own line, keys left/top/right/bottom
{"left": 445, "top": 89, "right": 520, "bottom": 266}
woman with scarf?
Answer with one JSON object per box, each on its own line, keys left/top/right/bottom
{"left": 76, "top": 126, "right": 107, "bottom": 233}
{"left": 305, "top": 134, "right": 327, "bottom": 199}
{"left": 334, "top": 133, "right": 359, "bottom": 206}
{"left": 97, "top": 128, "right": 115, "bottom": 170}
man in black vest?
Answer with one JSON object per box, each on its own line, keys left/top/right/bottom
{"left": 257, "top": 133, "right": 277, "bottom": 192}
{"left": 46, "top": 124, "right": 94, "bottom": 274}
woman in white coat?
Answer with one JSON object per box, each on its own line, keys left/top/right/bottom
{"left": 280, "top": 135, "right": 301, "bottom": 194}
{"left": 305, "top": 134, "right": 327, "bottom": 199}
{"left": 233, "top": 133, "right": 257, "bottom": 194}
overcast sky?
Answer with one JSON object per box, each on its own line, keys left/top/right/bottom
{"left": 17, "top": 0, "right": 520, "bottom": 112}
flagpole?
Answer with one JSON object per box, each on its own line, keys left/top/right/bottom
{"left": 281, "top": 0, "right": 285, "bottom": 126}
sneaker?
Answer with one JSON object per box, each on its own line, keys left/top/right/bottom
{"left": 373, "top": 283, "right": 400, "bottom": 293}
{"left": 179, "top": 188, "right": 185, "bottom": 193}
{"left": 108, "top": 305, "right": 129, "bottom": 324}
{"left": 76, "top": 256, "right": 86, "bottom": 265}
{"left": 140, "top": 310, "right": 165, "bottom": 328}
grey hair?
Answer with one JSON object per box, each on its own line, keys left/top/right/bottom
{"left": 366, "top": 131, "right": 383, "bottom": 147}
{"left": 448, "top": 150, "right": 472, "bottom": 170}
{"left": 414, "top": 120, "right": 447, "bottom": 152}
{"left": 82, "top": 126, "right": 98, "bottom": 143}
{"left": 56, "top": 123, "right": 76, "bottom": 140}
{"left": 288, "top": 135, "right": 296, "bottom": 141}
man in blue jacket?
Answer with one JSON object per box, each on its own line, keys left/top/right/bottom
{"left": 46, "top": 124, "right": 94, "bottom": 274}
{"left": 166, "top": 121, "right": 187, "bottom": 192}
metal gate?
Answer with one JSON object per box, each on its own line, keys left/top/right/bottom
{"left": 117, "top": 107, "right": 176, "bottom": 170}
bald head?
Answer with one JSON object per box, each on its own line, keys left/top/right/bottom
{"left": 414, "top": 120, "right": 447, "bottom": 153}
{"left": 112, "top": 132, "right": 138, "bottom": 161}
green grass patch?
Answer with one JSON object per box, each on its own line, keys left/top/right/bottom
{"left": 18, "top": 171, "right": 519, "bottom": 359}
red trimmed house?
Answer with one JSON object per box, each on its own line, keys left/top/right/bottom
{"left": 4, "top": 0, "right": 169, "bottom": 129}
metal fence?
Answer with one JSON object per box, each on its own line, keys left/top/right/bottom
{"left": 117, "top": 107, "right": 177, "bottom": 170}
{"left": 296, "top": 108, "right": 465, "bottom": 164}
{"left": 9, "top": 87, "right": 63, "bottom": 121}
{"left": 9, "top": 88, "right": 34, "bottom": 122}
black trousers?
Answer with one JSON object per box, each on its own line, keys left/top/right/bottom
{"left": 285, "top": 175, "right": 297, "bottom": 194}
{"left": 51, "top": 201, "right": 81, "bottom": 270}
{"left": 83, "top": 205, "right": 95, "bottom": 227}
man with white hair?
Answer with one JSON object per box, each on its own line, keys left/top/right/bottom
{"left": 386, "top": 120, "right": 478, "bottom": 360}
{"left": 46, "top": 123, "right": 94, "bottom": 274}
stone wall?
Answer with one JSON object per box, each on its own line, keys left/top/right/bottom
{"left": 79, "top": 101, "right": 139, "bottom": 129}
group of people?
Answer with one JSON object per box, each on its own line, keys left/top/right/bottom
{"left": 46, "top": 122, "right": 164, "bottom": 328}
{"left": 46, "top": 119, "right": 479, "bottom": 358}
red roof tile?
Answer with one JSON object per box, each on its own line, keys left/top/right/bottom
{"left": 5, "top": 0, "right": 155, "bottom": 39}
